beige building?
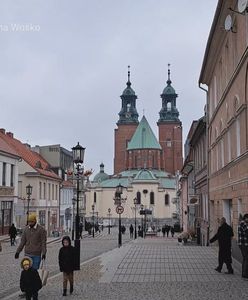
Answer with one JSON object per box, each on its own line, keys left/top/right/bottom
{"left": 0, "top": 129, "right": 61, "bottom": 234}
{"left": 85, "top": 164, "right": 177, "bottom": 229}
{"left": 199, "top": 0, "right": 248, "bottom": 258}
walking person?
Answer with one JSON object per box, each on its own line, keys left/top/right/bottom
{"left": 14, "top": 214, "right": 47, "bottom": 270}
{"left": 59, "top": 236, "right": 75, "bottom": 296}
{"left": 238, "top": 213, "right": 248, "bottom": 279}
{"left": 20, "top": 257, "right": 42, "bottom": 300}
{"left": 170, "top": 226, "right": 175, "bottom": 238}
{"left": 162, "top": 225, "right": 166, "bottom": 237}
{"left": 9, "top": 223, "right": 17, "bottom": 246}
{"left": 129, "top": 224, "right": 134, "bottom": 239}
{"left": 165, "top": 225, "right": 170, "bottom": 237}
{"left": 210, "top": 217, "right": 234, "bottom": 274}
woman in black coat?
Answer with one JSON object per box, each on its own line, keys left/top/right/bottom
{"left": 58, "top": 236, "right": 75, "bottom": 296}
{"left": 210, "top": 217, "right": 234, "bottom": 274}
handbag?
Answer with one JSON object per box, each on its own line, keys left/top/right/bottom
{"left": 38, "top": 259, "right": 49, "bottom": 286}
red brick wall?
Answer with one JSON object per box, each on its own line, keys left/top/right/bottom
{"left": 158, "top": 123, "right": 183, "bottom": 174}
{"left": 114, "top": 124, "right": 138, "bottom": 174}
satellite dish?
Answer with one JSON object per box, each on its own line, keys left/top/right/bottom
{"left": 238, "top": 0, "right": 248, "bottom": 13}
{"left": 224, "top": 15, "right": 233, "bottom": 31}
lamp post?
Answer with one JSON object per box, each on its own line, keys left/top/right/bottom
{"left": 133, "top": 198, "right": 138, "bottom": 239}
{"left": 71, "top": 197, "right": 76, "bottom": 241}
{"left": 107, "top": 208, "right": 111, "bottom": 234}
{"left": 113, "top": 184, "right": 126, "bottom": 248}
{"left": 140, "top": 204, "right": 144, "bottom": 238}
{"left": 26, "top": 184, "right": 33, "bottom": 225}
{"left": 92, "top": 204, "right": 95, "bottom": 238}
{"left": 72, "top": 142, "right": 85, "bottom": 271}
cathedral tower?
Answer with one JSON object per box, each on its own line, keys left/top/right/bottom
{"left": 157, "top": 65, "right": 183, "bottom": 174}
{"left": 114, "top": 67, "right": 139, "bottom": 174}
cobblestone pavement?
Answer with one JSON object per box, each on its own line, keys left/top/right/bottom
{"left": 0, "top": 228, "right": 130, "bottom": 299}
{"left": 3, "top": 236, "right": 248, "bottom": 300}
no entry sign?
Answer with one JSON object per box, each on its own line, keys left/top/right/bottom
{"left": 116, "top": 205, "right": 124, "bottom": 214}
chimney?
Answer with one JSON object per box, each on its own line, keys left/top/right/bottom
{"left": 0, "top": 128, "right": 6, "bottom": 134}
{"left": 23, "top": 143, "right": 31, "bottom": 149}
{"left": 6, "top": 132, "right": 13, "bottom": 138}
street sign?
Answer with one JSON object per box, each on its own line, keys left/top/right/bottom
{"left": 116, "top": 205, "right": 124, "bottom": 214}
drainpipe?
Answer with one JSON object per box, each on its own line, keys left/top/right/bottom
{"left": 199, "top": 83, "right": 210, "bottom": 246}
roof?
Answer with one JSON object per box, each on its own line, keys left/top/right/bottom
{"left": 127, "top": 116, "right": 162, "bottom": 150}
{"left": 0, "top": 134, "right": 19, "bottom": 158}
{"left": 97, "top": 169, "right": 175, "bottom": 189}
{"left": 0, "top": 131, "right": 60, "bottom": 180}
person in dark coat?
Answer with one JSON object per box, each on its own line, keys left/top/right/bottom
{"left": 9, "top": 223, "right": 17, "bottom": 246}
{"left": 20, "top": 257, "right": 42, "bottom": 300}
{"left": 238, "top": 213, "right": 248, "bottom": 279}
{"left": 210, "top": 217, "right": 234, "bottom": 274}
{"left": 129, "top": 224, "right": 134, "bottom": 238}
{"left": 59, "top": 236, "right": 75, "bottom": 296}
{"left": 170, "top": 226, "right": 175, "bottom": 238}
{"left": 165, "top": 225, "right": 171, "bottom": 237}
{"left": 162, "top": 225, "right": 166, "bottom": 237}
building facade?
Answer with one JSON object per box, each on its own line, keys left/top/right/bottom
{"left": 199, "top": 0, "right": 248, "bottom": 258}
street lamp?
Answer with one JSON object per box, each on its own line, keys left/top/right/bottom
{"left": 133, "top": 198, "right": 138, "bottom": 239}
{"left": 113, "top": 184, "right": 126, "bottom": 248}
{"left": 26, "top": 184, "right": 33, "bottom": 225}
{"left": 140, "top": 204, "right": 145, "bottom": 238}
{"left": 107, "top": 208, "right": 111, "bottom": 234}
{"left": 72, "top": 142, "right": 85, "bottom": 271}
{"left": 71, "top": 197, "right": 76, "bottom": 241}
{"left": 92, "top": 204, "right": 95, "bottom": 238}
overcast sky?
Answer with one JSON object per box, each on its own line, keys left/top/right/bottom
{"left": 0, "top": 1, "right": 217, "bottom": 175}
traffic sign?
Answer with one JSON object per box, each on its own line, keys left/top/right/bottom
{"left": 116, "top": 205, "right": 124, "bottom": 214}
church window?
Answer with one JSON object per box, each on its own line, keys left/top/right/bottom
{"left": 165, "top": 194, "right": 170, "bottom": 206}
{"left": 136, "top": 191, "right": 141, "bottom": 204}
{"left": 150, "top": 192, "right": 155, "bottom": 205}
{"left": 166, "top": 139, "right": 172, "bottom": 147}
{"left": 94, "top": 192, "right": 97, "bottom": 203}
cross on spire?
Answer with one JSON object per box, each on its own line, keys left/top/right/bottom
{"left": 167, "top": 63, "right": 172, "bottom": 85}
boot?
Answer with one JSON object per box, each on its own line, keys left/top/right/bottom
{"left": 63, "top": 289, "right": 67, "bottom": 296}
{"left": 70, "top": 285, "right": 73, "bottom": 294}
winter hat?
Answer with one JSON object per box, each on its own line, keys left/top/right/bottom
{"left": 27, "top": 213, "right": 37, "bottom": 222}
{"left": 21, "top": 257, "right": 33, "bottom": 269}
{"left": 62, "top": 235, "right": 71, "bottom": 246}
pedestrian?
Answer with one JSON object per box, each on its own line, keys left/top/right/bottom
{"left": 15, "top": 213, "right": 47, "bottom": 270}
{"left": 165, "top": 225, "right": 170, "bottom": 237}
{"left": 170, "top": 226, "right": 175, "bottom": 237}
{"left": 59, "top": 236, "right": 75, "bottom": 296}
{"left": 20, "top": 257, "right": 42, "bottom": 300}
{"left": 162, "top": 225, "right": 166, "bottom": 237}
{"left": 9, "top": 223, "right": 17, "bottom": 246}
{"left": 79, "top": 222, "right": 83, "bottom": 239}
{"left": 210, "top": 217, "right": 234, "bottom": 274}
{"left": 238, "top": 213, "right": 248, "bottom": 279}
{"left": 129, "top": 224, "right": 134, "bottom": 238}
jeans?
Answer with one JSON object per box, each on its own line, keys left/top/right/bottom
{"left": 240, "top": 245, "right": 248, "bottom": 278}
{"left": 25, "top": 255, "right": 41, "bottom": 270}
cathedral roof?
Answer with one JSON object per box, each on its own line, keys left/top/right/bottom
{"left": 127, "top": 116, "right": 162, "bottom": 150}
{"left": 93, "top": 163, "right": 109, "bottom": 183}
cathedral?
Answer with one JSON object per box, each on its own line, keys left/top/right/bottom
{"left": 85, "top": 66, "right": 183, "bottom": 228}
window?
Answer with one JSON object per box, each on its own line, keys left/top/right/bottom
{"left": 10, "top": 165, "right": 14, "bottom": 187}
{"left": 165, "top": 194, "right": 169, "bottom": 206}
{"left": 52, "top": 184, "right": 54, "bottom": 200}
{"left": 94, "top": 192, "right": 97, "bottom": 203}
{"left": 2, "top": 162, "right": 6, "bottom": 186}
{"left": 150, "top": 192, "right": 154, "bottom": 205}
{"left": 43, "top": 183, "right": 46, "bottom": 199}
{"left": 236, "top": 118, "right": 241, "bottom": 157}
{"left": 39, "top": 182, "right": 42, "bottom": 199}
{"left": 136, "top": 192, "right": 141, "bottom": 204}
{"left": 166, "top": 139, "right": 172, "bottom": 147}
{"left": 48, "top": 183, "right": 51, "bottom": 200}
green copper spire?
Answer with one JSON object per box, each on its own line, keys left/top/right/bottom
{"left": 117, "top": 66, "right": 139, "bottom": 125}
{"left": 158, "top": 64, "right": 180, "bottom": 123}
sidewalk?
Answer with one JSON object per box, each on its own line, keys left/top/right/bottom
{"left": 4, "top": 237, "right": 248, "bottom": 300}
